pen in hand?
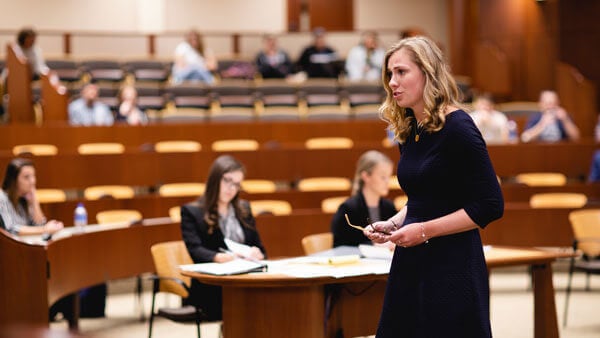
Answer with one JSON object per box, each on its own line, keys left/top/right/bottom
{"left": 219, "top": 247, "right": 262, "bottom": 263}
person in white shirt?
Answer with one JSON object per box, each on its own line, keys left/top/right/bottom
{"left": 469, "top": 94, "right": 510, "bottom": 144}
{"left": 15, "top": 27, "right": 49, "bottom": 79}
{"left": 68, "top": 83, "right": 114, "bottom": 126}
{"left": 521, "top": 90, "right": 580, "bottom": 143}
{"left": 171, "top": 30, "right": 217, "bottom": 85}
{"left": 345, "top": 31, "right": 385, "bottom": 82}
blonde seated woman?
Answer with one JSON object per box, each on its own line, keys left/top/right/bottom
{"left": 330, "top": 150, "right": 397, "bottom": 248}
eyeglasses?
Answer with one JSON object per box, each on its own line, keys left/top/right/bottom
{"left": 222, "top": 176, "right": 242, "bottom": 190}
{"left": 344, "top": 213, "right": 390, "bottom": 235}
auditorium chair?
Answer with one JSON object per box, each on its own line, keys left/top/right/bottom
{"left": 124, "top": 60, "right": 170, "bottom": 84}
{"left": 394, "top": 195, "right": 409, "bottom": 210}
{"left": 168, "top": 206, "right": 181, "bottom": 223}
{"left": 80, "top": 60, "right": 125, "bottom": 83}
{"left": 529, "top": 193, "right": 588, "bottom": 208}
{"left": 301, "top": 232, "right": 333, "bottom": 255}
{"left": 563, "top": 209, "right": 600, "bottom": 327}
{"left": 515, "top": 172, "right": 567, "bottom": 187}
{"left": 388, "top": 176, "right": 401, "bottom": 190}
{"left": 148, "top": 240, "right": 215, "bottom": 338}
{"left": 84, "top": 185, "right": 135, "bottom": 200}
{"left": 95, "top": 209, "right": 142, "bottom": 225}
{"left": 165, "top": 84, "right": 212, "bottom": 109}
{"left": 340, "top": 80, "right": 384, "bottom": 119}
{"left": 158, "top": 183, "right": 206, "bottom": 198}
{"left": 304, "top": 137, "right": 353, "bottom": 149}
{"left": 321, "top": 196, "right": 348, "bottom": 213}
{"left": 255, "top": 80, "right": 301, "bottom": 121}
{"left": 249, "top": 200, "right": 292, "bottom": 216}
{"left": 154, "top": 140, "right": 201, "bottom": 153}
{"left": 135, "top": 85, "right": 168, "bottom": 112}
{"left": 12, "top": 143, "right": 58, "bottom": 156}
{"left": 300, "top": 79, "right": 349, "bottom": 120}
{"left": 240, "top": 179, "right": 278, "bottom": 193}
{"left": 36, "top": 189, "right": 67, "bottom": 203}
{"left": 46, "top": 59, "right": 83, "bottom": 83}
{"left": 297, "top": 177, "right": 352, "bottom": 192}
{"left": 211, "top": 139, "right": 259, "bottom": 152}
{"left": 77, "top": 142, "right": 125, "bottom": 155}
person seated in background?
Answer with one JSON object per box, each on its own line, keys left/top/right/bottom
{"left": 171, "top": 30, "right": 217, "bottom": 85}
{"left": 469, "top": 93, "right": 510, "bottom": 144}
{"left": 296, "top": 27, "right": 339, "bottom": 78}
{"left": 14, "top": 27, "right": 49, "bottom": 79}
{"left": 68, "top": 83, "right": 114, "bottom": 126}
{"left": 521, "top": 90, "right": 580, "bottom": 143}
{"left": 180, "top": 155, "right": 266, "bottom": 321}
{"left": 0, "top": 157, "right": 63, "bottom": 236}
{"left": 345, "top": 30, "right": 385, "bottom": 82}
{"left": 115, "top": 85, "right": 147, "bottom": 125}
{"left": 255, "top": 34, "right": 294, "bottom": 79}
{"left": 331, "top": 150, "right": 397, "bottom": 247}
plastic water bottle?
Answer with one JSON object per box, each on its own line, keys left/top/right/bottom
{"left": 74, "top": 202, "right": 88, "bottom": 233}
{"left": 507, "top": 120, "right": 518, "bottom": 144}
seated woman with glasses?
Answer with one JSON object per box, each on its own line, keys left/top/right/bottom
{"left": 330, "top": 150, "right": 397, "bottom": 247}
{"left": 180, "top": 155, "right": 266, "bottom": 321}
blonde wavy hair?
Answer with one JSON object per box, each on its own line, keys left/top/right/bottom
{"left": 379, "top": 36, "right": 463, "bottom": 144}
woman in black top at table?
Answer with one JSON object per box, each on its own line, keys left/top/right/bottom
{"left": 180, "top": 155, "right": 266, "bottom": 321}
{"left": 330, "top": 150, "right": 397, "bottom": 247}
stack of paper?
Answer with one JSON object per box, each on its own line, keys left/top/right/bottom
{"left": 180, "top": 259, "right": 267, "bottom": 276}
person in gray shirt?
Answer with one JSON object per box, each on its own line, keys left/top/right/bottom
{"left": 68, "top": 83, "right": 114, "bottom": 126}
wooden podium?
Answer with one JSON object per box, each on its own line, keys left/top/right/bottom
{"left": 5, "top": 43, "right": 34, "bottom": 123}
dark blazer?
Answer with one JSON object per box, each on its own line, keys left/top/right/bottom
{"left": 180, "top": 199, "right": 266, "bottom": 320}
{"left": 180, "top": 200, "right": 266, "bottom": 263}
{"left": 331, "top": 192, "right": 397, "bottom": 247}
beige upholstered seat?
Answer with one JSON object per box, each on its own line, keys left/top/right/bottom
{"left": 304, "top": 137, "right": 354, "bottom": 149}
{"left": 84, "top": 185, "right": 135, "bottom": 200}
{"left": 321, "top": 196, "right": 348, "bottom": 213}
{"left": 95, "top": 209, "right": 142, "bottom": 225}
{"left": 168, "top": 206, "right": 181, "bottom": 222}
{"left": 240, "top": 179, "right": 278, "bottom": 193}
{"left": 297, "top": 177, "right": 352, "bottom": 192}
{"left": 301, "top": 233, "right": 333, "bottom": 255}
{"left": 77, "top": 142, "right": 125, "bottom": 155}
{"left": 36, "top": 189, "right": 67, "bottom": 203}
{"left": 12, "top": 144, "right": 58, "bottom": 156}
{"left": 529, "top": 193, "right": 588, "bottom": 208}
{"left": 211, "top": 139, "right": 259, "bottom": 152}
{"left": 154, "top": 140, "right": 201, "bottom": 153}
{"left": 149, "top": 241, "right": 209, "bottom": 338}
{"left": 249, "top": 200, "right": 292, "bottom": 216}
{"left": 563, "top": 209, "right": 600, "bottom": 326}
{"left": 515, "top": 172, "right": 567, "bottom": 187}
{"left": 158, "top": 183, "right": 206, "bottom": 197}
{"left": 394, "top": 195, "right": 409, "bottom": 209}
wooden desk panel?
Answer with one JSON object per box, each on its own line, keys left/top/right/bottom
{"left": 0, "top": 120, "right": 390, "bottom": 150}
{"left": 0, "top": 219, "right": 181, "bottom": 328}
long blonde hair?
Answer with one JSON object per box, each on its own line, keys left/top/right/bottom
{"left": 351, "top": 150, "right": 393, "bottom": 196}
{"left": 379, "top": 36, "right": 463, "bottom": 144}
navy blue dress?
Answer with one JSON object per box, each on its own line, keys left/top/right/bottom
{"left": 376, "top": 110, "right": 504, "bottom": 338}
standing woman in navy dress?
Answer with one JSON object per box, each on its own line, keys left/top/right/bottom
{"left": 365, "top": 36, "right": 504, "bottom": 337}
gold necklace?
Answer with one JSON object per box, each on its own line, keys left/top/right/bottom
{"left": 414, "top": 121, "right": 424, "bottom": 142}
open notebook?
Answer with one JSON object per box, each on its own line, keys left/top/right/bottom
{"left": 180, "top": 259, "right": 267, "bottom": 276}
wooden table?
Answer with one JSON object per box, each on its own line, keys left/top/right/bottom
{"left": 183, "top": 246, "right": 573, "bottom": 338}
{"left": 0, "top": 218, "right": 181, "bottom": 329}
